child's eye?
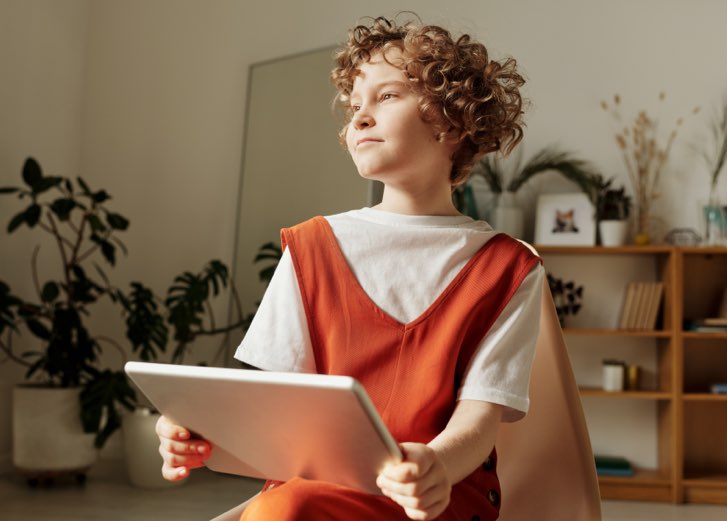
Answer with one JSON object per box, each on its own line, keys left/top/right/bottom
{"left": 380, "top": 93, "right": 396, "bottom": 102}
{"left": 351, "top": 104, "right": 361, "bottom": 112}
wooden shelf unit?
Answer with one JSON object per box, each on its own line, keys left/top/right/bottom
{"left": 537, "top": 245, "right": 727, "bottom": 504}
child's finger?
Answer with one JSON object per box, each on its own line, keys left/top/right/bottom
{"left": 155, "top": 415, "right": 191, "bottom": 441}
{"left": 381, "top": 460, "right": 421, "bottom": 482}
{"left": 161, "top": 461, "right": 189, "bottom": 481}
{"left": 160, "top": 437, "right": 211, "bottom": 456}
{"left": 377, "top": 471, "right": 437, "bottom": 498}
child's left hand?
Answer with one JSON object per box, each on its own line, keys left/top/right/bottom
{"left": 376, "top": 442, "right": 451, "bottom": 520}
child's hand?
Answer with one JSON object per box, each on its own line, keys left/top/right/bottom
{"left": 376, "top": 442, "right": 451, "bottom": 520}
{"left": 155, "top": 415, "right": 212, "bottom": 481}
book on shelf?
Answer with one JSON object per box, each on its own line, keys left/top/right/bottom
{"left": 594, "top": 454, "right": 634, "bottom": 477}
{"left": 618, "top": 282, "right": 663, "bottom": 330}
{"left": 684, "top": 319, "right": 727, "bottom": 332}
{"left": 711, "top": 383, "right": 727, "bottom": 394}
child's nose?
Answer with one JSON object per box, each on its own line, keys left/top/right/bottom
{"left": 352, "top": 111, "right": 374, "bottom": 130}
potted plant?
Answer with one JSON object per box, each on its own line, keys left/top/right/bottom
{"left": 594, "top": 177, "right": 632, "bottom": 246}
{"left": 696, "top": 97, "right": 727, "bottom": 245}
{"left": 0, "top": 157, "right": 250, "bottom": 486}
{"left": 471, "top": 146, "right": 600, "bottom": 238}
{"left": 115, "top": 259, "right": 249, "bottom": 488}
{"left": 601, "top": 93, "right": 700, "bottom": 244}
{"left": 0, "top": 157, "right": 137, "bottom": 483}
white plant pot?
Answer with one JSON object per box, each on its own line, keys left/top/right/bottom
{"left": 492, "top": 192, "right": 524, "bottom": 239}
{"left": 122, "top": 408, "right": 181, "bottom": 488}
{"left": 12, "top": 386, "right": 97, "bottom": 474}
{"left": 599, "top": 220, "right": 628, "bottom": 246}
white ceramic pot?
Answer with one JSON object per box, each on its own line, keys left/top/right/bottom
{"left": 122, "top": 408, "right": 181, "bottom": 488}
{"left": 12, "top": 386, "right": 97, "bottom": 473}
{"left": 599, "top": 220, "right": 628, "bottom": 246}
{"left": 492, "top": 192, "right": 524, "bottom": 239}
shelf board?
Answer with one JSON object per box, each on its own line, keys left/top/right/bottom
{"left": 683, "top": 393, "right": 727, "bottom": 402}
{"left": 580, "top": 387, "right": 671, "bottom": 400}
{"left": 563, "top": 328, "right": 671, "bottom": 337}
{"left": 680, "top": 246, "right": 727, "bottom": 255}
{"left": 598, "top": 468, "right": 671, "bottom": 485}
{"left": 683, "top": 331, "right": 727, "bottom": 339}
{"left": 536, "top": 245, "right": 673, "bottom": 255}
{"left": 683, "top": 472, "right": 727, "bottom": 488}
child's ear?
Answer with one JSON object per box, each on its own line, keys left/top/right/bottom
{"left": 437, "top": 127, "right": 463, "bottom": 146}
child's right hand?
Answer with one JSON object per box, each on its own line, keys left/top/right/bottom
{"left": 156, "top": 415, "right": 212, "bottom": 481}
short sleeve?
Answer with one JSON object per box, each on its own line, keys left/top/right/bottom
{"left": 233, "top": 249, "right": 316, "bottom": 373}
{"left": 457, "top": 264, "right": 544, "bottom": 422}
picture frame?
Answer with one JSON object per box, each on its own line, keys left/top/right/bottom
{"left": 534, "top": 193, "right": 596, "bottom": 246}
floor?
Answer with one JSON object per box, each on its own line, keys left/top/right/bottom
{"left": 2, "top": 466, "right": 727, "bottom": 521}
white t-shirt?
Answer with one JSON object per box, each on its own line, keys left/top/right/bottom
{"left": 235, "top": 208, "right": 543, "bottom": 422}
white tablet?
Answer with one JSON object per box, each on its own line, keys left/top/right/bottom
{"left": 124, "top": 362, "right": 402, "bottom": 494}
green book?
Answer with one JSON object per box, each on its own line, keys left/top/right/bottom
{"left": 594, "top": 455, "right": 632, "bottom": 470}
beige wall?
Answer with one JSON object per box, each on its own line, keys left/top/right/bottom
{"left": 2, "top": 0, "right": 727, "bottom": 470}
{"left": 0, "top": 0, "right": 91, "bottom": 472}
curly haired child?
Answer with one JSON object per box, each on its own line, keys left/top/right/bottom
{"left": 156, "top": 14, "right": 543, "bottom": 521}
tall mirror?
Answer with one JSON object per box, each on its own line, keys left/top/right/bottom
{"left": 231, "top": 47, "right": 376, "bottom": 338}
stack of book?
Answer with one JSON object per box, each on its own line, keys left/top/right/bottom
{"left": 619, "top": 282, "right": 664, "bottom": 330}
{"left": 684, "top": 317, "right": 727, "bottom": 333}
{"left": 595, "top": 455, "right": 634, "bottom": 477}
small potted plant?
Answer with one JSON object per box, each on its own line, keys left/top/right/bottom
{"left": 595, "top": 177, "right": 632, "bottom": 246}
{"left": 547, "top": 273, "right": 584, "bottom": 328}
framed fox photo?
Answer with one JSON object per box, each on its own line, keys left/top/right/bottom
{"left": 534, "top": 193, "right": 596, "bottom": 246}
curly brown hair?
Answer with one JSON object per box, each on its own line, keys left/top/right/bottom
{"left": 331, "top": 15, "right": 526, "bottom": 186}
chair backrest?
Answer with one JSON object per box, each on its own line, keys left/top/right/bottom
{"left": 495, "top": 277, "right": 602, "bottom": 521}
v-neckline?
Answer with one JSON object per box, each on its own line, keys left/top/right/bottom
{"left": 314, "top": 216, "right": 503, "bottom": 331}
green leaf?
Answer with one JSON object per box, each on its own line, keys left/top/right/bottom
{"left": 7, "top": 210, "right": 26, "bottom": 233}
{"left": 88, "top": 214, "right": 106, "bottom": 232}
{"left": 41, "top": 281, "right": 60, "bottom": 303}
{"left": 24, "top": 204, "right": 41, "bottom": 227}
{"left": 105, "top": 212, "right": 129, "bottom": 230}
{"left": 123, "top": 282, "right": 168, "bottom": 361}
{"left": 34, "top": 176, "right": 63, "bottom": 194}
{"left": 50, "top": 198, "right": 76, "bottom": 220}
{"left": 26, "top": 318, "right": 51, "bottom": 340}
{"left": 22, "top": 158, "right": 42, "bottom": 189}
{"left": 92, "top": 190, "right": 110, "bottom": 204}
{"left": 77, "top": 177, "right": 92, "bottom": 196}
{"left": 91, "top": 234, "right": 116, "bottom": 265}
{"left": 80, "top": 370, "right": 137, "bottom": 448}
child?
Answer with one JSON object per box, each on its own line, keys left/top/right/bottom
{"left": 156, "top": 15, "right": 543, "bottom": 521}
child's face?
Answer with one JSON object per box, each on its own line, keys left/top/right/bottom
{"left": 345, "top": 49, "right": 456, "bottom": 189}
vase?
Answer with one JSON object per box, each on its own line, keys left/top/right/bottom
{"left": 492, "top": 192, "right": 524, "bottom": 239}
{"left": 634, "top": 203, "right": 651, "bottom": 245}
{"left": 13, "top": 385, "right": 97, "bottom": 479}
{"left": 599, "top": 220, "right": 628, "bottom": 246}
{"left": 122, "top": 408, "right": 182, "bottom": 488}
{"left": 703, "top": 190, "right": 726, "bottom": 246}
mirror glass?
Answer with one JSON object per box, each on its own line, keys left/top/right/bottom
{"left": 232, "top": 47, "right": 376, "bottom": 325}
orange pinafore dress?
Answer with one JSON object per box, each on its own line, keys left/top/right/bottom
{"left": 241, "top": 217, "right": 541, "bottom": 521}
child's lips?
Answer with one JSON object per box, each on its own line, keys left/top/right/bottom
{"left": 356, "top": 138, "right": 383, "bottom": 147}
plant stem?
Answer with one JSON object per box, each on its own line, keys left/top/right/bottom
{"left": 0, "top": 332, "right": 32, "bottom": 368}
{"left": 96, "top": 335, "right": 128, "bottom": 364}
{"left": 45, "top": 212, "right": 72, "bottom": 301}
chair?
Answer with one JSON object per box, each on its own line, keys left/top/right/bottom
{"left": 211, "top": 277, "right": 602, "bottom": 521}
{"left": 495, "top": 277, "right": 601, "bottom": 520}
